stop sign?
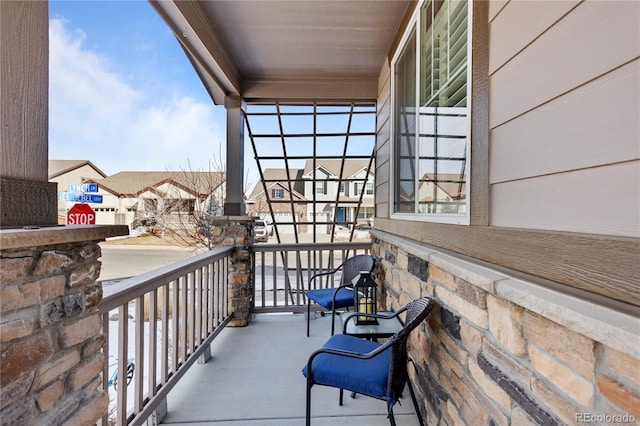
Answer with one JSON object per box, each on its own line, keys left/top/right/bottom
{"left": 67, "top": 203, "right": 96, "bottom": 225}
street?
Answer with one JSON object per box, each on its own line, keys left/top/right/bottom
{"left": 98, "top": 244, "right": 200, "bottom": 296}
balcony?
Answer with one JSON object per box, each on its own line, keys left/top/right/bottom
{"left": 98, "top": 239, "right": 425, "bottom": 425}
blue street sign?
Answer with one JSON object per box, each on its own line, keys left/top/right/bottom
{"left": 67, "top": 183, "right": 98, "bottom": 193}
{"left": 60, "top": 192, "right": 103, "bottom": 203}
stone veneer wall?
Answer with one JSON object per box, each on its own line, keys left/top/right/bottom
{"left": 371, "top": 230, "right": 640, "bottom": 426}
{"left": 208, "top": 216, "right": 254, "bottom": 327}
{"left": 0, "top": 241, "right": 107, "bottom": 425}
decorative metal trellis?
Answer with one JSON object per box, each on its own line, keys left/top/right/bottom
{"left": 244, "top": 102, "right": 377, "bottom": 244}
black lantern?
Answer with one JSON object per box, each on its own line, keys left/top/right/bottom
{"left": 352, "top": 271, "right": 378, "bottom": 325}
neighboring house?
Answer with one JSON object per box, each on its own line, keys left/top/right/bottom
{"left": 417, "top": 173, "right": 466, "bottom": 214}
{"left": 49, "top": 163, "right": 225, "bottom": 230}
{"left": 48, "top": 160, "right": 108, "bottom": 224}
{"left": 88, "top": 171, "right": 226, "bottom": 230}
{"left": 246, "top": 160, "right": 374, "bottom": 234}
{"left": 246, "top": 168, "right": 307, "bottom": 234}
{"left": 302, "top": 160, "right": 375, "bottom": 233}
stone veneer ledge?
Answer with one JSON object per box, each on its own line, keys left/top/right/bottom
{"left": 371, "top": 229, "right": 640, "bottom": 358}
{"left": 497, "top": 278, "right": 640, "bottom": 359}
{"left": 0, "top": 225, "right": 129, "bottom": 250}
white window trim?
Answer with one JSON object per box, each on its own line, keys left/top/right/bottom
{"left": 389, "top": 0, "right": 472, "bottom": 225}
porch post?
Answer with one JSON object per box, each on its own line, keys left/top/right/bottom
{"left": 224, "top": 95, "right": 246, "bottom": 216}
{"left": 0, "top": 0, "right": 57, "bottom": 227}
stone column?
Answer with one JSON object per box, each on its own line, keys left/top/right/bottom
{"left": 209, "top": 216, "right": 254, "bottom": 326}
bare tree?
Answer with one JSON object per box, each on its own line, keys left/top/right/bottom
{"left": 149, "top": 158, "right": 227, "bottom": 250}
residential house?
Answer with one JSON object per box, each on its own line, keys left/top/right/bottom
{"left": 302, "top": 159, "right": 375, "bottom": 233}
{"left": 48, "top": 161, "right": 225, "bottom": 231}
{"left": 88, "top": 171, "right": 226, "bottom": 231}
{"left": 246, "top": 168, "right": 307, "bottom": 234}
{"left": 48, "top": 160, "right": 107, "bottom": 223}
{"left": 246, "top": 160, "right": 375, "bottom": 235}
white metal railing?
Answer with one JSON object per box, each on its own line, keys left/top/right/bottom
{"left": 252, "top": 242, "right": 372, "bottom": 313}
{"left": 98, "top": 246, "right": 233, "bottom": 426}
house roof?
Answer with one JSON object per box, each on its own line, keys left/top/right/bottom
{"left": 419, "top": 173, "right": 467, "bottom": 201}
{"left": 150, "top": 1, "right": 413, "bottom": 103}
{"left": 48, "top": 160, "right": 107, "bottom": 179}
{"left": 303, "top": 160, "right": 374, "bottom": 179}
{"left": 87, "top": 171, "right": 225, "bottom": 198}
{"left": 248, "top": 169, "right": 304, "bottom": 199}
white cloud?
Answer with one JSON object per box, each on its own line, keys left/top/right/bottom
{"left": 49, "top": 18, "right": 225, "bottom": 175}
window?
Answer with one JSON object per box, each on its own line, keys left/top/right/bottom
{"left": 392, "top": 0, "right": 470, "bottom": 222}
{"left": 366, "top": 182, "right": 374, "bottom": 195}
{"left": 355, "top": 182, "right": 374, "bottom": 196}
{"left": 357, "top": 207, "right": 374, "bottom": 219}
{"left": 339, "top": 182, "right": 345, "bottom": 193}
{"left": 272, "top": 188, "right": 284, "bottom": 198}
{"left": 315, "top": 181, "right": 327, "bottom": 195}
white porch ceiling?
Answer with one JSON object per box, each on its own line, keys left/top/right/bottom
{"left": 150, "top": 0, "right": 412, "bottom": 103}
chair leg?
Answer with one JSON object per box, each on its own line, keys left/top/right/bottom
{"left": 306, "top": 379, "right": 312, "bottom": 426}
{"left": 407, "top": 358, "right": 425, "bottom": 426}
{"left": 339, "top": 388, "right": 344, "bottom": 406}
{"left": 331, "top": 306, "right": 336, "bottom": 335}
{"left": 388, "top": 409, "right": 396, "bottom": 426}
{"left": 307, "top": 299, "right": 311, "bottom": 337}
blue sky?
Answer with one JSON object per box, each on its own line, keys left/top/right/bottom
{"left": 48, "top": 0, "right": 228, "bottom": 176}
{"left": 48, "top": 1, "right": 377, "bottom": 193}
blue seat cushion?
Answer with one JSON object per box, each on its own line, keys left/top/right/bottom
{"left": 306, "top": 287, "right": 354, "bottom": 309}
{"left": 302, "top": 334, "right": 391, "bottom": 399}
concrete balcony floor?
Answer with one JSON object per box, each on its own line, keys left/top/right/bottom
{"left": 161, "top": 312, "right": 422, "bottom": 426}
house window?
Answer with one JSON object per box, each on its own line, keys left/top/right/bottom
{"left": 392, "top": 0, "right": 470, "bottom": 222}
{"left": 355, "top": 182, "right": 374, "bottom": 196}
{"left": 339, "top": 182, "right": 345, "bottom": 193}
{"left": 315, "top": 181, "right": 327, "bottom": 195}
{"left": 366, "top": 182, "right": 374, "bottom": 195}
{"left": 357, "top": 207, "right": 374, "bottom": 219}
{"left": 272, "top": 189, "right": 284, "bottom": 198}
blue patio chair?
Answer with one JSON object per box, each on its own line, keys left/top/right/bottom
{"left": 302, "top": 297, "right": 435, "bottom": 426}
{"left": 305, "top": 254, "right": 375, "bottom": 337}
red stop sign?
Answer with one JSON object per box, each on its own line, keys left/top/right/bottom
{"left": 67, "top": 203, "right": 96, "bottom": 225}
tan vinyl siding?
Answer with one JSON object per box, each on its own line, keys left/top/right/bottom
{"left": 490, "top": 61, "right": 639, "bottom": 184}
{"left": 489, "top": 0, "right": 640, "bottom": 237}
{"left": 488, "top": 0, "right": 580, "bottom": 75}
{"left": 489, "top": 1, "right": 638, "bottom": 128}
{"left": 376, "top": 60, "right": 392, "bottom": 219}
{"left": 491, "top": 161, "right": 639, "bottom": 237}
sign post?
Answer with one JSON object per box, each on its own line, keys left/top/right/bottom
{"left": 67, "top": 203, "right": 96, "bottom": 225}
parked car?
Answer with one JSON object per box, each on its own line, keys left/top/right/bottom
{"left": 355, "top": 218, "right": 374, "bottom": 230}
{"left": 254, "top": 220, "right": 271, "bottom": 242}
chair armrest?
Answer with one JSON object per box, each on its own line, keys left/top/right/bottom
{"left": 307, "top": 267, "right": 341, "bottom": 290}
